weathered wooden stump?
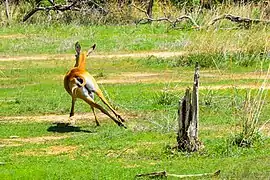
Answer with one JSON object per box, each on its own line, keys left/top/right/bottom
{"left": 177, "top": 62, "right": 201, "bottom": 152}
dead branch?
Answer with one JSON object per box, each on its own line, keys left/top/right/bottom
{"left": 135, "top": 170, "right": 221, "bottom": 178}
{"left": 173, "top": 15, "right": 200, "bottom": 29}
{"left": 136, "top": 17, "right": 173, "bottom": 24}
{"left": 208, "top": 14, "right": 270, "bottom": 26}
{"left": 131, "top": 3, "right": 148, "bottom": 16}
{"left": 136, "top": 171, "right": 166, "bottom": 178}
{"left": 23, "top": 1, "right": 79, "bottom": 22}
{"left": 135, "top": 11, "right": 269, "bottom": 30}
{"left": 136, "top": 15, "right": 200, "bottom": 29}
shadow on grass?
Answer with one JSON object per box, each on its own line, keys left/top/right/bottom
{"left": 47, "top": 124, "right": 93, "bottom": 133}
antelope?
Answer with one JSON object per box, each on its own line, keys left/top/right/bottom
{"left": 64, "top": 42, "right": 126, "bottom": 128}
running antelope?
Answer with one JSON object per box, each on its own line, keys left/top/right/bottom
{"left": 64, "top": 42, "right": 126, "bottom": 128}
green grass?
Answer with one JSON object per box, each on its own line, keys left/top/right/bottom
{"left": 0, "top": 122, "right": 269, "bottom": 179}
{"left": 0, "top": 24, "right": 269, "bottom": 56}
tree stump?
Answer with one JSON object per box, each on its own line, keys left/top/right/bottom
{"left": 177, "top": 62, "right": 201, "bottom": 152}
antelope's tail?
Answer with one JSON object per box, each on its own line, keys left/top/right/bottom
{"left": 73, "top": 75, "right": 87, "bottom": 87}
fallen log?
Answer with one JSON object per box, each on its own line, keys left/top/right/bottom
{"left": 135, "top": 170, "right": 221, "bottom": 178}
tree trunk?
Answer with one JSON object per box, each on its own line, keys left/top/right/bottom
{"left": 177, "top": 62, "right": 201, "bottom": 152}
{"left": 4, "top": 0, "right": 11, "bottom": 22}
{"left": 147, "top": 0, "right": 154, "bottom": 18}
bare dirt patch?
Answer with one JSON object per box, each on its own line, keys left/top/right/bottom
{"left": 0, "top": 135, "right": 70, "bottom": 147}
{"left": 17, "top": 145, "right": 77, "bottom": 156}
{"left": 198, "top": 84, "right": 270, "bottom": 90}
{"left": 0, "top": 113, "right": 105, "bottom": 123}
{"left": 0, "top": 51, "right": 186, "bottom": 62}
{"left": 202, "top": 71, "right": 270, "bottom": 80}
{"left": 96, "top": 71, "right": 270, "bottom": 85}
{"left": 0, "top": 54, "right": 72, "bottom": 61}
{"left": 0, "top": 111, "right": 135, "bottom": 124}
{"left": 97, "top": 72, "right": 184, "bottom": 84}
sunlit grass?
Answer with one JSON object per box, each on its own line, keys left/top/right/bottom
{"left": 0, "top": 120, "right": 269, "bottom": 179}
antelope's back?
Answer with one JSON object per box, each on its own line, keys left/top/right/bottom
{"left": 64, "top": 68, "right": 99, "bottom": 95}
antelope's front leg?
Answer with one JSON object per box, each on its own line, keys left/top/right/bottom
{"left": 68, "top": 97, "right": 76, "bottom": 125}
{"left": 70, "top": 97, "right": 76, "bottom": 117}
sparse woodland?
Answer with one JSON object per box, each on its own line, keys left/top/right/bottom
{"left": 1, "top": 0, "right": 270, "bottom": 26}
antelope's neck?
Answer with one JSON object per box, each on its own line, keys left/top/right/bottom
{"left": 74, "top": 52, "right": 86, "bottom": 69}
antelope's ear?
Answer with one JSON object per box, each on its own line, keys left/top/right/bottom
{"left": 92, "top": 44, "right": 96, "bottom": 50}
{"left": 75, "top": 42, "right": 81, "bottom": 55}
{"left": 86, "top": 44, "right": 96, "bottom": 57}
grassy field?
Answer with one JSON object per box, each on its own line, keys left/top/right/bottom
{"left": 0, "top": 24, "right": 269, "bottom": 56}
{"left": 0, "top": 23, "right": 270, "bottom": 179}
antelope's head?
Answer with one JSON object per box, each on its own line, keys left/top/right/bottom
{"left": 74, "top": 42, "right": 96, "bottom": 67}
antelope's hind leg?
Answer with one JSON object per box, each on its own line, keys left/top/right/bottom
{"left": 82, "top": 96, "right": 126, "bottom": 128}
{"left": 95, "top": 90, "right": 125, "bottom": 122}
{"left": 91, "top": 106, "right": 100, "bottom": 126}
{"left": 70, "top": 97, "right": 76, "bottom": 117}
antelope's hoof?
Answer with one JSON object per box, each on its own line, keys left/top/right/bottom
{"left": 119, "top": 123, "right": 127, "bottom": 129}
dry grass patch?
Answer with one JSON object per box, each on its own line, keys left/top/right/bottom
{"left": 0, "top": 83, "right": 38, "bottom": 89}
{"left": 0, "top": 135, "right": 70, "bottom": 147}
{"left": 0, "top": 34, "right": 27, "bottom": 39}
{"left": 260, "top": 122, "right": 270, "bottom": 137}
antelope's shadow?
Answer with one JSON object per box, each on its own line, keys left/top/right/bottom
{"left": 47, "top": 123, "right": 93, "bottom": 133}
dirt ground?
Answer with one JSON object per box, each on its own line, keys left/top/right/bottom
{"left": 0, "top": 51, "right": 187, "bottom": 61}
